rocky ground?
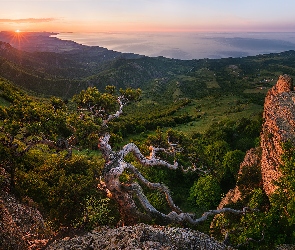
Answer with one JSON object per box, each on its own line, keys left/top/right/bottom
{"left": 45, "top": 223, "right": 233, "bottom": 250}
{"left": 0, "top": 165, "right": 49, "bottom": 250}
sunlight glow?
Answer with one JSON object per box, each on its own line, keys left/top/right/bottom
{"left": 15, "top": 29, "right": 21, "bottom": 33}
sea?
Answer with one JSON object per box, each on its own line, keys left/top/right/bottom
{"left": 53, "top": 32, "right": 295, "bottom": 60}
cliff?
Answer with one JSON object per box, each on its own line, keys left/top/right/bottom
{"left": 261, "top": 74, "right": 295, "bottom": 195}
{"left": 218, "top": 147, "right": 262, "bottom": 208}
{"left": 219, "top": 74, "right": 295, "bottom": 208}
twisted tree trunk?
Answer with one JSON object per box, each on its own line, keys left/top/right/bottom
{"left": 98, "top": 132, "right": 253, "bottom": 225}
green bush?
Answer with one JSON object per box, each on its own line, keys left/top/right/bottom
{"left": 189, "top": 175, "right": 222, "bottom": 210}
{"left": 15, "top": 151, "right": 108, "bottom": 229}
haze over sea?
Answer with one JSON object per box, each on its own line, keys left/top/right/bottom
{"left": 54, "top": 32, "right": 295, "bottom": 60}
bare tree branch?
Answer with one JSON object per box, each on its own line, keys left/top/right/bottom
{"left": 181, "top": 163, "right": 210, "bottom": 174}
{"left": 97, "top": 126, "right": 257, "bottom": 225}
{"left": 125, "top": 162, "right": 182, "bottom": 214}
{"left": 121, "top": 143, "right": 178, "bottom": 169}
{"left": 102, "top": 96, "right": 125, "bottom": 127}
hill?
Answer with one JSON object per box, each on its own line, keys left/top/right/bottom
{"left": 1, "top": 32, "right": 295, "bottom": 249}
{"left": 1, "top": 32, "right": 295, "bottom": 134}
{"left": 1, "top": 31, "right": 295, "bottom": 100}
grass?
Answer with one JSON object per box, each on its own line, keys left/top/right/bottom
{"left": 168, "top": 94, "right": 263, "bottom": 135}
{"left": 119, "top": 92, "right": 264, "bottom": 145}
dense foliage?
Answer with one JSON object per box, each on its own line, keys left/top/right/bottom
{"left": 0, "top": 82, "right": 126, "bottom": 228}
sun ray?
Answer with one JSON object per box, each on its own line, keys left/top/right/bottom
{"left": 6, "top": 30, "right": 29, "bottom": 49}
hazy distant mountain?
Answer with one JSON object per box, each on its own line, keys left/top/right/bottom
{"left": 1, "top": 32, "right": 295, "bottom": 99}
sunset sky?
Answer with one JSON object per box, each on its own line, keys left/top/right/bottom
{"left": 1, "top": 0, "right": 295, "bottom": 33}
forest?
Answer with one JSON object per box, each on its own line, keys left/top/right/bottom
{"left": 1, "top": 38, "right": 295, "bottom": 248}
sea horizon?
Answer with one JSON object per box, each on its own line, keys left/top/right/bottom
{"left": 53, "top": 31, "right": 295, "bottom": 60}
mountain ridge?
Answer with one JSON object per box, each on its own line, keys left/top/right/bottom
{"left": 1, "top": 31, "right": 295, "bottom": 100}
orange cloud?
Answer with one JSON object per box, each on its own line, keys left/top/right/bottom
{"left": 0, "top": 18, "right": 57, "bottom": 24}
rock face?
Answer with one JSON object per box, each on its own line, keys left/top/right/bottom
{"left": 261, "top": 74, "right": 295, "bottom": 195}
{"left": 219, "top": 74, "right": 295, "bottom": 208}
{"left": 0, "top": 167, "right": 48, "bottom": 250}
{"left": 218, "top": 148, "right": 261, "bottom": 209}
{"left": 46, "top": 223, "right": 233, "bottom": 250}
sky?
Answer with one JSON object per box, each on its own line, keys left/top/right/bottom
{"left": 1, "top": 0, "right": 295, "bottom": 33}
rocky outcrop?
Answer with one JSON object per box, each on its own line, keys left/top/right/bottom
{"left": 218, "top": 148, "right": 261, "bottom": 209}
{"left": 261, "top": 74, "right": 295, "bottom": 195}
{"left": 0, "top": 167, "right": 48, "bottom": 250}
{"left": 46, "top": 223, "right": 234, "bottom": 250}
{"left": 219, "top": 74, "right": 295, "bottom": 208}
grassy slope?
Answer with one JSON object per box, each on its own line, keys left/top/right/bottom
{"left": 173, "top": 95, "right": 263, "bottom": 134}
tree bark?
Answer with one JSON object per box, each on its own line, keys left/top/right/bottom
{"left": 98, "top": 132, "right": 254, "bottom": 225}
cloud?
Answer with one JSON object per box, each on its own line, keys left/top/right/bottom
{"left": 0, "top": 18, "right": 57, "bottom": 23}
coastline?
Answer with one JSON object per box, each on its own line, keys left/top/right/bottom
{"left": 53, "top": 31, "right": 295, "bottom": 60}
{"left": 1, "top": 30, "right": 295, "bottom": 60}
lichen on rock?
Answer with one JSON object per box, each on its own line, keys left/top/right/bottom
{"left": 46, "top": 223, "right": 234, "bottom": 250}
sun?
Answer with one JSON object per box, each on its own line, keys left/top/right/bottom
{"left": 9, "top": 29, "right": 27, "bottom": 48}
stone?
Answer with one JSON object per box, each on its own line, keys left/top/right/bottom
{"left": 46, "top": 223, "right": 234, "bottom": 250}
